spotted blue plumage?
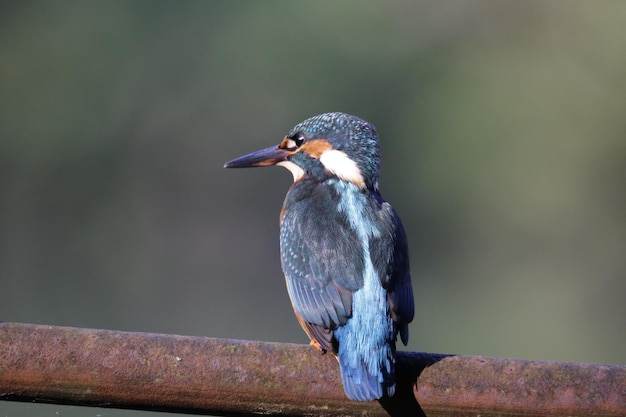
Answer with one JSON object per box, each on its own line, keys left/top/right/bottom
{"left": 225, "top": 112, "right": 414, "bottom": 401}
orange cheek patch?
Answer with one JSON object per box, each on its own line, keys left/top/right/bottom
{"left": 300, "top": 139, "right": 332, "bottom": 158}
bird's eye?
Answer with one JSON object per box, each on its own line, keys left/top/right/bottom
{"left": 285, "top": 133, "right": 305, "bottom": 150}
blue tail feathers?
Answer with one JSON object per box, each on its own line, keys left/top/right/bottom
{"left": 331, "top": 278, "right": 398, "bottom": 401}
{"left": 337, "top": 352, "right": 395, "bottom": 401}
{"left": 334, "top": 330, "right": 396, "bottom": 401}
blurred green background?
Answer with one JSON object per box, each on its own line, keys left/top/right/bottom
{"left": 1, "top": 1, "right": 625, "bottom": 416}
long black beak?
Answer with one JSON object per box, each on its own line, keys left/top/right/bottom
{"left": 224, "top": 145, "right": 289, "bottom": 168}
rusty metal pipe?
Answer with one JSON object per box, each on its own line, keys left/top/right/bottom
{"left": 0, "top": 322, "right": 623, "bottom": 416}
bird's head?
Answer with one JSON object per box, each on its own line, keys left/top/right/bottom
{"left": 224, "top": 112, "right": 381, "bottom": 189}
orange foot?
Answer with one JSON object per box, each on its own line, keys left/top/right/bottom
{"left": 309, "top": 339, "right": 327, "bottom": 354}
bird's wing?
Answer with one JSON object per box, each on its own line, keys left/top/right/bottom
{"left": 280, "top": 185, "right": 364, "bottom": 332}
{"left": 294, "top": 312, "right": 334, "bottom": 352}
{"left": 369, "top": 201, "right": 415, "bottom": 345}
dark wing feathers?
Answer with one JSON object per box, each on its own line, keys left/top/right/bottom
{"left": 281, "top": 181, "right": 414, "bottom": 346}
{"left": 280, "top": 182, "right": 363, "bottom": 329}
{"left": 369, "top": 201, "right": 414, "bottom": 345}
{"left": 296, "top": 314, "right": 334, "bottom": 352}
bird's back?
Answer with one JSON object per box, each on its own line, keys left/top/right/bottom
{"left": 279, "top": 177, "right": 412, "bottom": 401}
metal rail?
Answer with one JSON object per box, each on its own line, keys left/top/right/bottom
{"left": 0, "top": 322, "right": 623, "bottom": 416}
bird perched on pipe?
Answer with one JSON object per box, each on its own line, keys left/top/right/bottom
{"left": 224, "top": 112, "right": 414, "bottom": 401}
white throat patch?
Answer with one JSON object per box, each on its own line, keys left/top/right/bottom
{"left": 319, "top": 149, "right": 365, "bottom": 188}
{"left": 277, "top": 160, "right": 305, "bottom": 182}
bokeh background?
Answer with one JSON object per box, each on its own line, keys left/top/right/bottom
{"left": 1, "top": 1, "right": 625, "bottom": 416}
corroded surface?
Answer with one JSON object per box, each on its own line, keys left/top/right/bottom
{"left": 416, "top": 355, "right": 625, "bottom": 417}
{"left": 0, "top": 322, "right": 624, "bottom": 416}
{"left": 0, "top": 322, "right": 379, "bottom": 416}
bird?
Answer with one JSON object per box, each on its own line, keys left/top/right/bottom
{"left": 224, "top": 112, "right": 414, "bottom": 401}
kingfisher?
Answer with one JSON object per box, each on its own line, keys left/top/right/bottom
{"left": 224, "top": 112, "right": 414, "bottom": 401}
